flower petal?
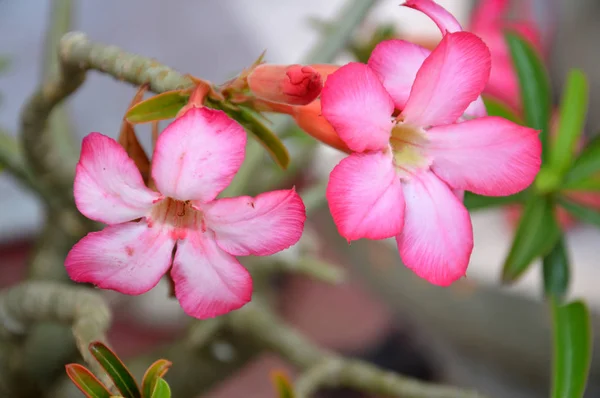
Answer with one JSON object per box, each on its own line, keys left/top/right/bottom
{"left": 427, "top": 116, "right": 541, "bottom": 196}
{"left": 321, "top": 62, "right": 394, "bottom": 152}
{"left": 464, "top": 96, "right": 487, "bottom": 119}
{"left": 151, "top": 107, "right": 246, "bottom": 202}
{"left": 203, "top": 189, "right": 306, "bottom": 256}
{"left": 326, "top": 152, "right": 405, "bottom": 241}
{"left": 171, "top": 231, "right": 252, "bottom": 319}
{"left": 403, "top": 0, "right": 463, "bottom": 34}
{"left": 74, "top": 133, "right": 161, "bottom": 225}
{"left": 396, "top": 171, "right": 473, "bottom": 286}
{"left": 368, "top": 39, "right": 430, "bottom": 110}
{"left": 402, "top": 32, "right": 491, "bottom": 127}
{"left": 65, "top": 222, "right": 175, "bottom": 295}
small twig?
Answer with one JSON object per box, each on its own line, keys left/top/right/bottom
{"left": 295, "top": 357, "right": 488, "bottom": 398}
{"left": 0, "top": 129, "right": 50, "bottom": 200}
{"left": 227, "top": 302, "right": 488, "bottom": 398}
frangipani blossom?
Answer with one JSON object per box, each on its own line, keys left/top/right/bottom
{"left": 66, "top": 107, "right": 306, "bottom": 319}
{"left": 321, "top": 4, "right": 541, "bottom": 285}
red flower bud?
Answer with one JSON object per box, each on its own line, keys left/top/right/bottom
{"left": 248, "top": 64, "right": 322, "bottom": 106}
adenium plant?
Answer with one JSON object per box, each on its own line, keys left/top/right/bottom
{"left": 65, "top": 0, "right": 541, "bottom": 312}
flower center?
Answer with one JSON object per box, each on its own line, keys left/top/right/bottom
{"left": 389, "top": 122, "right": 430, "bottom": 178}
{"left": 148, "top": 198, "right": 205, "bottom": 240}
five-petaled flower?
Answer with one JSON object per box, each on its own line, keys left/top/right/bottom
{"left": 320, "top": 0, "right": 542, "bottom": 286}
{"left": 65, "top": 107, "right": 306, "bottom": 319}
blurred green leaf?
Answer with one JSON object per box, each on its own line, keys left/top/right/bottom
{"left": 0, "top": 56, "right": 10, "bottom": 74}
{"left": 558, "top": 196, "right": 600, "bottom": 229}
{"left": 65, "top": 364, "right": 112, "bottom": 398}
{"left": 505, "top": 31, "right": 552, "bottom": 161}
{"left": 482, "top": 96, "right": 523, "bottom": 124}
{"left": 550, "top": 69, "right": 588, "bottom": 176}
{"left": 463, "top": 191, "right": 527, "bottom": 211}
{"left": 502, "top": 196, "right": 560, "bottom": 282}
{"left": 272, "top": 371, "right": 295, "bottom": 398}
{"left": 142, "top": 359, "right": 171, "bottom": 398}
{"left": 89, "top": 342, "right": 141, "bottom": 398}
{"left": 563, "top": 134, "right": 600, "bottom": 188}
{"left": 542, "top": 237, "right": 570, "bottom": 300}
{"left": 219, "top": 104, "right": 290, "bottom": 169}
{"left": 150, "top": 378, "right": 171, "bottom": 398}
{"left": 550, "top": 299, "right": 592, "bottom": 398}
{"left": 562, "top": 177, "right": 600, "bottom": 191}
{"left": 349, "top": 23, "right": 397, "bottom": 63}
{"left": 125, "top": 91, "right": 189, "bottom": 124}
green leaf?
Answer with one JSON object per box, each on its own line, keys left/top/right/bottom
{"left": 65, "top": 364, "right": 112, "bottom": 398}
{"left": 502, "top": 196, "right": 560, "bottom": 282}
{"left": 216, "top": 103, "right": 290, "bottom": 169}
{"left": 550, "top": 299, "right": 592, "bottom": 398}
{"left": 142, "top": 359, "right": 172, "bottom": 398}
{"left": 549, "top": 69, "right": 589, "bottom": 176}
{"left": 271, "top": 371, "right": 295, "bottom": 398}
{"left": 505, "top": 31, "right": 552, "bottom": 160}
{"left": 89, "top": 342, "right": 141, "bottom": 398}
{"left": 542, "top": 237, "right": 570, "bottom": 300}
{"left": 563, "top": 134, "right": 600, "bottom": 188}
{"left": 125, "top": 91, "right": 189, "bottom": 124}
{"left": 482, "top": 96, "right": 523, "bottom": 124}
{"left": 150, "top": 378, "right": 171, "bottom": 398}
{"left": 558, "top": 196, "right": 600, "bottom": 229}
{"left": 562, "top": 177, "right": 600, "bottom": 191}
{"left": 463, "top": 190, "right": 527, "bottom": 211}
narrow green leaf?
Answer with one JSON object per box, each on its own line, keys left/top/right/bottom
{"left": 558, "top": 196, "right": 600, "bottom": 229}
{"left": 150, "top": 378, "right": 171, "bottom": 398}
{"left": 564, "top": 133, "right": 600, "bottom": 187}
{"left": 142, "top": 359, "right": 172, "bottom": 398}
{"left": 125, "top": 91, "right": 189, "bottom": 124}
{"left": 65, "top": 364, "right": 112, "bottom": 398}
{"left": 463, "top": 190, "right": 527, "bottom": 211}
{"left": 271, "top": 371, "right": 295, "bottom": 398}
{"left": 542, "top": 237, "right": 570, "bottom": 300}
{"left": 562, "top": 177, "right": 600, "bottom": 192}
{"left": 549, "top": 69, "right": 588, "bottom": 176}
{"left": 550, "top": 299, "right": 592, "bottom": 398}
{"left": 505, "top": 31, "right": 552, "bottom": 160}
{"left": 89, "top": 342, "right": 141, "bottom": 398}
{"left": 482, "top": 96, "right": 523, "bottom": 124}
{"left": 218, "top": 103, "right": 290, "bottom": 169}
{"left": 502, "top": 196, "right": 560, "bottom": 282}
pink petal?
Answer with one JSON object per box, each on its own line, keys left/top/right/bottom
{"left": 396, "top": 171, "right": 473, "bottom": 286}
{"left": 403, "top": 0, "right": 463, "bottom": 34}
{"left": 151, "top": 107, "right": 246, "bottom": 203}
{"left": 65, "top": 222, "right": 175, "bottom": 295}
{"left": 321, "top": 62, "right": 394, "bottom": 152}
{"left": 402, "top": 32, "right": 491, "bottom": 128}
{"left": 368, "top": 39, "right": 430, "bottom": 110}
{"left": 470, "top": 0, "right": 508, "bottom": 33}
{"left": 326, "top": 152, "right": 405, "bottom": 241}
{"left": 464, "top": 96, "right": 487, "bottom": 119}
{"left": 74, "top": 133, "right": 162, "bottom": 225}
{"left": 427, "top": 116, "right": 541, "bottom": 196}
{"left": 171, "top": 231, "right": 252, "bottom": 319}
{"left": 202, "top": 189, "right": 306, "bottom": 256}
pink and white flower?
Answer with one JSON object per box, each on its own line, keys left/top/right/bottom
{"left": 320, "top": 0, "right": 541, "bottom": 286}
{"left": 66, "top": 107, "right": 306, "bottom": 319}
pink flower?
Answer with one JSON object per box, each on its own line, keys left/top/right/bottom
{"left": 468, "top": 0, "right": 546, "bottom": 111}
{"left": 320, "top": 1, "right": 541, "bottom": 286}
{"left": 65, "top": 107, "right": 306, "bottom": 319}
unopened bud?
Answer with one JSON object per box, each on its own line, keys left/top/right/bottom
{"left": 248, "top": 64, "right": 322, "bottom": 106}
{"left": 292, "top": 100, "right": 350, "bottom": 153}
{"left": 308, "top": 64, "right": 339, "bottom": 83}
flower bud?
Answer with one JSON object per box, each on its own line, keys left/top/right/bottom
{"left": 248, "top": 64, "right": 322, "bottom": 106}
{"left": 292, "top": 100, "right": 350, "bottom": 153}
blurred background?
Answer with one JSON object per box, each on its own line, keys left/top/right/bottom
{"left": 2, "top": 0, "right": 600, "bottom": 397}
